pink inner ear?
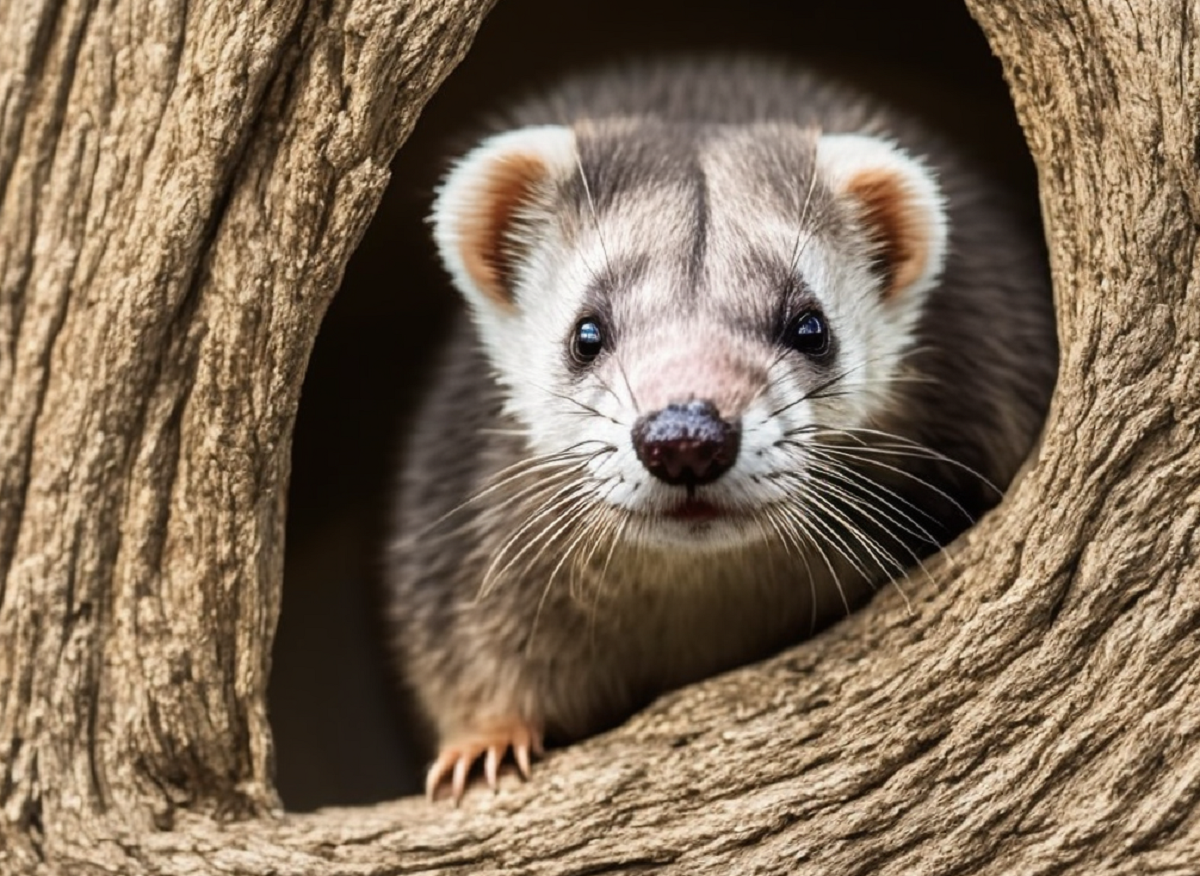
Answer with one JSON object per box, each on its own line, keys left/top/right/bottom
{"left": 845, "top": 168, "right": 931, "bottom": 300}
{"left": 458, "top": 152, "right": 548, "bottom": 307}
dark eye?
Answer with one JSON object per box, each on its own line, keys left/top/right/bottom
{"left": 572, "top": 318, "right": 604, "bottom": 364}
{"left": 785, "top": 311, "right": 831, "bottom": 358}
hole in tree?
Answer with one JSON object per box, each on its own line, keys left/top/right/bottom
{"left": 270, "top": 0, "right": 1041, "bottom": 811}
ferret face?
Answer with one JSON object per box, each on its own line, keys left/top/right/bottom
{"left": 433, "top": 119, "right": 946, "bottom": 551}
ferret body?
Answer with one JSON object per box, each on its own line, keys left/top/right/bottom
{"left": 388, "top": 58, "right": 1057, "bottom": 800}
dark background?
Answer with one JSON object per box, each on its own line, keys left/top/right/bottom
{"left": 269, "top": 0, "right": 1037, "bottom": 811}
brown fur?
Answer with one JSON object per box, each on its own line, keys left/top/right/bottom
{"left": 847, "top": 168, "right": 930, "bottom": 299}
{"left": 460, "top": 151, "right": 549, "bottom": 306}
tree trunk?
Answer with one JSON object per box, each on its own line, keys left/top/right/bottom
{"left": 1, "top": 1, "right": 1197, "bottom": 874}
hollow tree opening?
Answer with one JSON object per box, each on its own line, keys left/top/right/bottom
{"left": 3, "top": 0, "right": 1196, "bottom": 872}
{"left": 271, "top": 0, "right": 1043, "bottom": 812}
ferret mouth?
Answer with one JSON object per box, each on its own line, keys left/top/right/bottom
{"left": 626, "top": 495, "right": 760, "bottom": 549}
{"left": 663, "top": 498, "right": 723, "bottom": 522}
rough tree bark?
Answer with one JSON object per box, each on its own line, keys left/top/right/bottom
{"left": 1, "top": 1, "right": 1197, "bottom": 874}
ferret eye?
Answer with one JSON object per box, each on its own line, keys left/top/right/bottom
{"left": 572, "top": 318, "right": 604, "bottom": 364}
{"left": 785, "top": 311, "right": 831, "bottom": 358}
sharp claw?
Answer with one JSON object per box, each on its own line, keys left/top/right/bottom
{"left": 427, "top": 721, "right": 542, "bottom": 803}
{"left": 451, "top": 754, "right": 471, "bottom": 806}
{"left": 514, "top": 742, "right": 532, "bottom": 780}
{"left": 485, "top": 747, "right": 500, "bottom": 792}
{"left": 425, "top": 754, "right": 452, "bottom": 801}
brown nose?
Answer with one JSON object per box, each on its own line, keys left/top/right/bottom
{"left": 632, "top": 400, "right": 741, "bottom": 486}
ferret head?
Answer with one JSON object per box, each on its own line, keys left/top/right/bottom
{"left": 432, "top": 118, "right": 946, "bottom": 551}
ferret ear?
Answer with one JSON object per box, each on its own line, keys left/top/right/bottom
{"left": 817, "top": 134, "right": 948, "bottom": 301}
{"left": 432, "top": 125, "right": 577, "bottom": 310}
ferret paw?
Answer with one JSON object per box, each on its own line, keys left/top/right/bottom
{"left": 426, "top": 719, "right": 544, "bottom": 804}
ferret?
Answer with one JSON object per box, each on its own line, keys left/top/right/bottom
{"left": 387, "top": 58, "right": 1057, "bottom": 802}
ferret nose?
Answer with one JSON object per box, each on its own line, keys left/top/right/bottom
{"left": 632, "top": 400, "right": 741, "bottom": 486}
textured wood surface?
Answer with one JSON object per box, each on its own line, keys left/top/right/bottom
{"left": 1, "top": 0, "right": 1198, "bottom": 873}
{"left": 0, "top": 0, "right": 495, "bottom": 870}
